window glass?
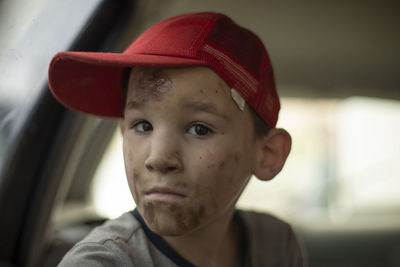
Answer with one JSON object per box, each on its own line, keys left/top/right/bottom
{"left": 239, "top": 97, "right": 400, "bottom": 224}
{"left": 0, "top": 0, "right": 101, "bottom": 173}
{"left": 91, "top": 96, "right": 400, "bottom": 226}
{"left": 91, "top": 130, "right": 133, "bottom": 219}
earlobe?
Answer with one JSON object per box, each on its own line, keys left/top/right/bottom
{"left": 254, "top": 128, "right": 292, "bottom": 181}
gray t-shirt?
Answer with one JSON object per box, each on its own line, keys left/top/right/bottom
{"left": 58, "top": 209, "right": 303, "bottom": 267}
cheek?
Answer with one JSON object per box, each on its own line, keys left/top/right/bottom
{"left": 196, "top": 149, "right": 248, "bottom": 211}
{"left": 216, "top": 152, "right": 247, "bottom": 194}
{"left": 122, "top": 138, "right": 134, "bottom": 177}
{"left": 123, "top": 137, "right": 143, "bottom": 203}
{"left": 123, "top": 135, "right": 147, "bottom": 173}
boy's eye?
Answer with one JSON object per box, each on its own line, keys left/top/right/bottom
{"left": 131, "top": 120, "right": 153, "bottom": 132}
{"left": 188, "top": 123, "right": 213, "bottom": 136}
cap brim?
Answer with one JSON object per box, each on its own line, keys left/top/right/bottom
{"left": 48, "top": 51, "right": 207, "bottom": 117}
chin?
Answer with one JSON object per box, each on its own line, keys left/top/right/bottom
{"left": 141, "top": 202, "right": 205, "bottom": 236}
{"left": 149, "top": 221, "right": 187, "bottom": 237}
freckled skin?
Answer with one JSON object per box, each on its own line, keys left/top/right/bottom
{"left": 122, "top": 66, "right": 258, "bottom": 237}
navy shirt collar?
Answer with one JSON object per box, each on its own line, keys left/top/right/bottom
{"left": 131, "top": 209, "right": 248, "bottom": 267}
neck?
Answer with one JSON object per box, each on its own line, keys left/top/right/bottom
{"left": 163, "top": 210, "right": 241, "bottom": 267}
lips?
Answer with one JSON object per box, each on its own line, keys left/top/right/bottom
{"left": 145, "top": 186, "right": 187, "bottom": 201}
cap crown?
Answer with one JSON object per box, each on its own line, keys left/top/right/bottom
{"left": 126, "top": 12, "right": 279, "bottom": 127}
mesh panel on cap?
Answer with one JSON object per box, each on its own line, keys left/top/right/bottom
{"left": 126, "top": 13, "right": 216, "bottom": 58}
{"left": 206, "top": 16, "right": 263, "bottom": 80}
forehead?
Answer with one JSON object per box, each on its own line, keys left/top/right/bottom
{"left": 125, "top": 66, "right": 234, "bottom": 109}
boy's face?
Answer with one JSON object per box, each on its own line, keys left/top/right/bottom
{"left": 122, "top": 67, "right": 259, "bottom": 236}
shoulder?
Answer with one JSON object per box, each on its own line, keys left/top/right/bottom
{"left": 79, "top": 212, "right": 141, "bottom": 244}
{"left": 238, "top": 210, "right": 304, "bottom": 267}
{"left": 238, "top": 209, "right": 288, "bottom": 226}
{"left": 238, "top": 209, "right": 296, "bottom": 248}
{"left": 238, "top": 209, "right": 293, "bottom": 236}
{"left": 58, "top": 212, "right": 142, "bottom": 267}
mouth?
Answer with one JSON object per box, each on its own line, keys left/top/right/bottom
{"left": 145, "top": 187, "right": 187, "bottom": 201}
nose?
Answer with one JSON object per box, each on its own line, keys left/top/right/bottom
{"left": 144, "top": 131, "right": 183, "bottom": 174}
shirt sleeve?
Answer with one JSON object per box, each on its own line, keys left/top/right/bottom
{"left": 58, "top": 241, "right": 132, "bottom": 267}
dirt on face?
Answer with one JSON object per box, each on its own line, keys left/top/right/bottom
{"left": 130, "top": 67, "right": 173, "bottom": 102}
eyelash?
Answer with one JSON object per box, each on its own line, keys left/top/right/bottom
{"left": 187, "top": 123, "right": 214, "bottom": 136}
{"left": 130, "top": 120, "right": 153, "bottom": 133}
{"left": 129, "top": 120, "right": 214, "bottom": 137}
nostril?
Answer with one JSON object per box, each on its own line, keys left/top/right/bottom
{"left": 145, "top": 154, "right": 181, "bottom": 173}
{"left": 166, "top": 166, "right": 177, "bottom": 172}
{"left": 145, "top": 161, "right": 178, "bottom": 173}
{"left": 146, "top": 164, "right": 154, "bottom": 171}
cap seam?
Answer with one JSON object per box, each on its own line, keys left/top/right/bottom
{"left": 190, "top": 14, "right": 220, "bottom": 57}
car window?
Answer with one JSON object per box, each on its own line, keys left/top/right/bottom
{"left": 0, "top": 0, "right": 101, "bottom": 174}
{"left": 239, "top": 96, "right": 400, "bottom": 228}
{"left": 91, "top": 128, "right": 133, "bottom": 219}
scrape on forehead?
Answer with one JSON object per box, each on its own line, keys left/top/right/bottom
{"left": 128, "top": 67, "right": 172, "bottom": 101}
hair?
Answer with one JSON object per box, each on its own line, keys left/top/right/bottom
{"left": 121, "top": 67, "right": 271, "bottom": 137}
{"left": 248, "top": 105, "right": 271, "bottom": 138}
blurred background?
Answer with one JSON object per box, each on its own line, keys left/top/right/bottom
{"left": 0, "top": 0, "right": 399, "bottom": 266}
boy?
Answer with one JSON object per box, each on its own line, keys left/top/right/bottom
{"left": 49, "top": 12, "right": 303, "bottom": 267}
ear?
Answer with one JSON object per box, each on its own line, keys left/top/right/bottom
{"left": 253, "top": 128, "right": 292, "bottom": 181}
{"left": 120, "top": 120, "right": 126, "bottom": 135}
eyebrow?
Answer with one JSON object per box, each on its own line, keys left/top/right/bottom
{"left": 125, "top": 100, "right": 144, "bottom": 110}
{"left": 125, "top": 99, "right": 228, "bottom": 120}
{"left": 182, "top": 100, "right": 227, "bottom": 120}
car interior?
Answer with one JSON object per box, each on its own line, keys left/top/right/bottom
{"left": 0, "top": 0, "right": 399, "bottom": 266}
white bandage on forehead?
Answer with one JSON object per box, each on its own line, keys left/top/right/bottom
{"left": 231, "top": 88, "right": 245, "bottom": 111}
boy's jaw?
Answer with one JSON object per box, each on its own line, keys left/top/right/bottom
{"left": 122, "top": 66, "right": 258, "bottom": 236}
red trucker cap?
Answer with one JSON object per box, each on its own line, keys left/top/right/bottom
{"left": 48, "top": 12, "right": 280, "bottom": 127}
